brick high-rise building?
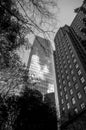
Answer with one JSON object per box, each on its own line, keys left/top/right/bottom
{"left": 54, "top": 25, "right": 86, "bottom": 125}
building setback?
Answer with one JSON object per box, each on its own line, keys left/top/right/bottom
{"left": 54, "top": 24, "right": 86, "bottom": 125}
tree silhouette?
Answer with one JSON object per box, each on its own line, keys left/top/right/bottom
{"left": 0, "top": 87, "right": 57, "bottom": 130}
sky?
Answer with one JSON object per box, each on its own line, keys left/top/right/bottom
{"left": 57, "top": 0, "right": 83, "bottom": 27}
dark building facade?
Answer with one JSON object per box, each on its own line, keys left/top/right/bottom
{"left": 71, "top": 1, "right": 86, "bottom": 41}
{"left": 54, "top": 25, "right": 86, "bottom": 125}
{"left": 70, "top": 1, "right": 86, "bottom": 73}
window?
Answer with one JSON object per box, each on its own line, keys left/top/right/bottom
{"left": 60, "top": 65, "right": 63, "bottom": 69}
{"left": 81, "top": 77, "right": 85, "bottom": 83}
{"left": 59, "top": 79, "right": 61, "bottom": 83}
{"left": 61, "top": 99, "right": 64, "bottom": 104}
{"left": 72, "top": 54, "right": 74, "bottom": 58}
{"left": 62, "top": 107, "right": 65, "bottom": 111}
{"left": 66, "top": 52, "right": 68, "bottom": 55}
{"left": 67, "top": 75, "right": 69, "bottom": 80}
{"left": 81, "top": 103, "right": 85, "bottom": 109}
{"left": 72, "top": 98, "right": 76, "bottom": 105}
{"left": 58, "top": 74, "right": 60, "bottom": 78}
{"left": 64, "top": 87, "right": 67, "bottom": 92}
{"left": 61, "top": 70, "right": 63, "bottom": 73}
{"left": 67, "top": 103, "right": 70, "bottom": 109}
{"left": 69, "top": 46, "right": 71, "bottom": 50}
{"left": 68, "top": 60, "right": 70, "bottom": 63}
{"left": 63, "top": 80, "right": 66, "bottom": 85}
{"left": 60, "top": 92, "right": 62, "bottom": 96}
{"left": 69, "top": 65, "right": 72, "bottom": 69}
{"left": 68, "top": 82, "right": 71, "bottom": 87}
{"left": 67, "top": 56, "right": 69, "bottom": 59}
{"left": 73, "top": 76, "right": 76, "bottom": 82}
{"left": 70, "top": 89, "right": 73, "bottom": 95}
{"left": 62, "top": 74, "right": 64, "bottom": 79}
{"left": 59, "top": 85, "right": 62, "bottom": 89}
{"left": 74, "top": 108, "right": 78, "bottom": 113}
{"left": 75, "top": 83, "right": 79, "bottom": 89}
{"left": 63, "top": 61, "right": 65, "bottom": 64}
{"left": 77, "top": 92, "right": 82, "bottom": 99}
{"left": 84, "top": 86, "right": 86, "bottom": 93}
{"left": 71, "top": 70, "right": 74, "bottom": 75}
{"left": 73, "top": 59, "right": 77, "bottom": 63}
{"left": 65, "top": 94, "right": 68, "bottom": 100}
{"left": 64, "top": 65, "right": 67, "bottom": 69}
{"left": 78, "top": 70, "right": 82, "bottom": 75}
{"left": 75, "top": 64, "right": 79, "bottom": 69}
{"left": 70, "top": 50, "right": 73, "bottom": 54}
{"left": 65, "top": 70, "right": 68, "bottom": 74}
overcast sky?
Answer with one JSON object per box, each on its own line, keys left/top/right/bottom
{"left": 57, "top": 0, "right": 83, "bottom": 27}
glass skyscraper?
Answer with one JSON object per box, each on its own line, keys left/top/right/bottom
{"left": 28, "top": 36, "right": 54, "bottom": 95}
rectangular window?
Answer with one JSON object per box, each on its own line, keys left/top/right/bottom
{"left": 62, "top": 107, "right": 65, "bottom": 111}
{"left": 72, "top": 97, "right": 76, "bottom": 105}
{"left": 61, "top": 99, "right": 64, "bottom": 104}
{"left": 71, "top": 70, "right": 74, "bottom": 75}
{"left": 60, "top": 92, "right": 62, "bottom": 96}
{"left": 78, "top": 70, "right": 82, "bottom": 75}
{"left": 65, "top": 94, "right": 68, "bottom": 100}
{"left": 63, "top": 80, "right": 66, "bottom": 85}
{"left": 59, "top": 85, "right": 62, "bottom": 89}
{"left": 66, "top": 70, "right": 68, "bottom": 74}
{"left": 68, "top": 82, "right": 71, "bottom": 87}
{"left": 73, "top": 76, "right": 76, "bottom": 82}
{"left": 77, "top": 92, "right": 82, "bottom": 99}
{"left": 75, "top": 64, "right": 79, "bottom": 69}
{"left": 67, "top": 75, "right": 69, "bottom": 80}
{"left": 81, "top": 103, "right": 85, "bottom": 109}
{"left": 59, "top": 79, "right": 61, "bottom": 83}
{"left": 73, "top": 59, "right": 77, "bottom": 63}
{"left": 69, "top": 65, "right": 72, "bottom": 69}
{"left": 67, "top": 103, "right": 70, "bottom": 109}
{"left": 68, "top": 60, "right": 70, "bottom": 63}
{"left": 75, "top": 83, "right": 79, "bottom": 89}
{"left": 70, "top": 50, "right": 73, "bottom": 53}
{"left": 64, "top": 87, "right": 67, "bottom": 92}
{"left": 81, "top": 77, "right": 85, "bottom": 83}
{"left": 70, "top": 89, "right": 73, "bottom": 95}
{"left": 67, "top": 56, "right": 69, "bottom": 59}
{"left": 62, "top": 75, "right": 64, "bottom": 79}
{"left": 72, "top": 54, "right": 74, "bottom": 58}
{"left": 74, "top": 108, "right": 78, "bottom": 113}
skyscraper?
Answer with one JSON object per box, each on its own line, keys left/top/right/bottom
{"left": 28, "top": 36, "right": 54, "bottom": 95}
{"left": 54, "top": 25, "right": 86, "bottom": 125}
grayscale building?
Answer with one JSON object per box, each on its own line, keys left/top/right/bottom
{"left": 28, "top": 36, "right": 54, "bottom": 95}
{"left": 54, "top": 25, "right": 86, "bottom": 124}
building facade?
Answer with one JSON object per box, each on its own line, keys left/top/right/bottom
{"left": 54, "top": 25, "right": 86, "bottom": 124}
{"left": 71, "top": 1, "right": 86, "bottom": 41}
{"left": 28, "top": 36, "right": 54, "bottom": 95}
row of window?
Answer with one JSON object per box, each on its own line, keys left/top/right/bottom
{"left": 62, "top": 102, "right": 85, "bottom": 113}
{"left": 61, "top": 90, "right": 83, "bottom": 103}
{"left": 60, "top": 82, "right": 86, "bottom": 104}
